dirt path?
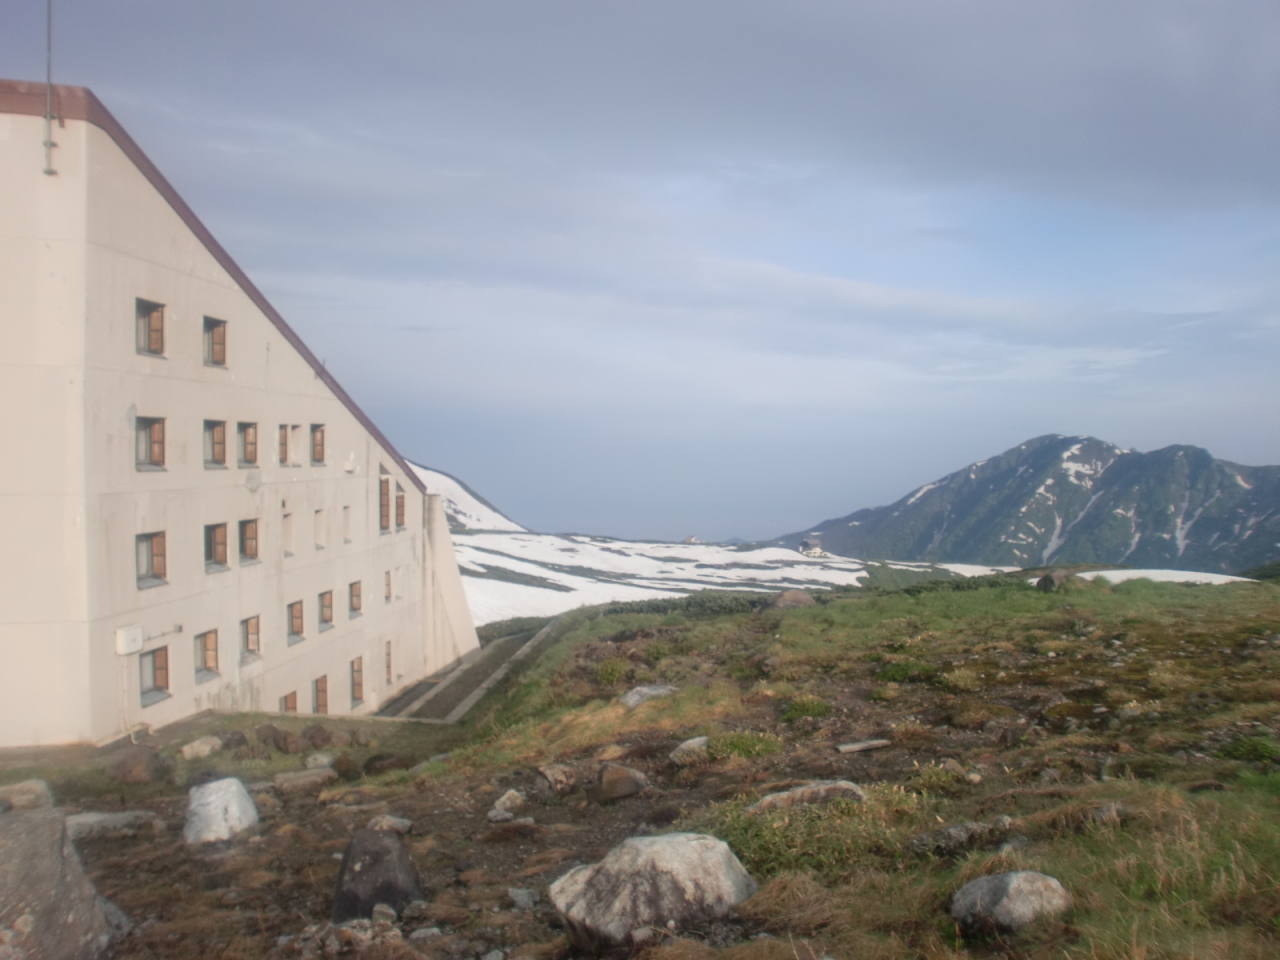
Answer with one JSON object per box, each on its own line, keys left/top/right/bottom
{"left": 411, "top": 631, "right": 534, "bottom": 720}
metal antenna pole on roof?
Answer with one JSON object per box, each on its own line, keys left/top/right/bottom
{"left": 43, "top": 0, "right": 57, "bottom": 176}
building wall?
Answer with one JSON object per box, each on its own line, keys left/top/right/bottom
{"left": 0, "top": 88, "right": 478, "bottom": 747}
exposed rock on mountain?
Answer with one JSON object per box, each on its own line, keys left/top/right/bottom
{"left": 778, "top": 435, "right": 1280, "bottom": 573}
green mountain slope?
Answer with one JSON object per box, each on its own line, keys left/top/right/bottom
{"left": 777, "top": 435, "right": 1280, "bottom": 573}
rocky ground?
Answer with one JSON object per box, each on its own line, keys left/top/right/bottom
{"left": 6, "top": 572, "right": 1280, "bottom": 960}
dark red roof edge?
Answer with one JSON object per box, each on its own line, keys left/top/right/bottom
{"left": 0, "top": 78, "right": 427, "bottom": 495}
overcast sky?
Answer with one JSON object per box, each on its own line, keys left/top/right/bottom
{"left": 7, "top": 2, "right": 1280, "bottom": 540}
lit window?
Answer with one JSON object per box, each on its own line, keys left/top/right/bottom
{"left": 395, "top": 484, "right": 406, "bottom": 529}
{"left": 204, "top": 523, "right": 228, "bottom": 569}
{"left": 280, "top": 691, "right": 297, "bottom": 713}
{"left": 136, "top": 299, "right": 164, "bottom": 356}
{"left": 195, "top": 629, "right": 219, "bottom": 677}
{"left": 319, "top": 590, "right": 333, "bottom": 629}
{"left": 287, "top": 600, "right": 304, "bottom": 641}
{"left": 239, "top": 519, "right": 258, "bottom": 561}
{"left": 312, "top": 675, "right": 328, "bottom": 715}
{"left": 136, "top": 532, "right": 167, "bottom": 586}
{"left": 203, "top": 317, "right": 227, "bottom": 366}
{"left": 349, "top": 580, "right": 362, "bottom": 615}
{"left": 351, "top": 657, "right": 364, "bottom": 704}
{"left": 238, "top": 422, "right": 257, "bottom": 465}
{"left": 136, "top": 417, "right": 165, "bottom": 469}
{"left": 204, "top": 420, "right": 227, "bottom": 467}
{"left": 310, "top": 424, "right": 325, "bottom": 464}
{"left": 241, "top": 615, "right": 260, "bottom": 656}
{"left": 140, "top": 646, "right": 169, "bottom": 704}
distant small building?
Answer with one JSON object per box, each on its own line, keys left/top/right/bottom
{"left": 0, "top": 79, "right": 478, "bottom": 746}
{"left": 682, "top": 536, "right": 703, "bottom": 545}
{"left": 799, "top": 534, "right": 827, "bottom": 558}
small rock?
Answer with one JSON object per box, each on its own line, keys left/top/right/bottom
{"left": 835, "top": 739, "right": 891, "bottom": 754}
{"left": 219, "top": 730, "right": 250, "bottom": 750}
{"left": 618, "top": 685, "right": 678, "bottom": 710}
{"left": 273, "top": 768, "right": 339, "bottom": 794}
{"left": 508, "top": 887, "right": 538, "bottom": 911}
{"left": 183, "top": 778, "right": 259, "bottom": 844}
{"left": 488, "top": 789, "right": 526, "bottom": 822}
{"left": 305, "top": 752, "right": 335, "bottom": 770}
{"left": 409, "top": 926, "right": 443, "bottom": 942}
{"left": 181, "top": 735, "right": 224, "bottom": 760}
{"left": 950, "top": 871, "right": 1072, "bottom": 933}
{"left": 255, "top": 723, "right": 282, "bottom": 747}
{"left": 669, "top": 737, "right": 710, "bottom": 766}
{"left": 333, "top": 753, "right": 360, "bottom": 781}
{"left": 401, "top": 900, "right": 430, "bottom": 921}
{"left": 332, "top": 828, "right": 424, "bottom": 922}
{"left": 965, "top": 772, "right": 983, "bottom": 785}
{"left": 549, "top": 833, "right": 757, "bottom": 949}
{"left": 368, "top": 814, "right": 413, "bottom": 834}
{"left": 746, "top": 780, "right": 866, "bottom": 815}
{"left": 0, "top": 779, "right": 53, "bottom": 810}
{"left": 482, "top": 951, "right": 505, "bottom": 960}
{"left": 594, "top": 764, "right": 649, "bottom": 802}
{"left": 371, "top": 902, "right": 398, "bottom": 923}
{"left": 66, "top": 810, "right": 158, "bottom": 841}
{"left": 908, "top": 816, "right": 1013, "bottom": 858}
{"left": 278, "top": 733, "right": 309, "bottom": 755}
{"left": 301, "top": 723, "right": 332, "bottom": 748}
{"left": 940, "top": 758, "right": 966, "bottom": 777}
{"left": 536, "top": 763, "right": 578, "bottom": 797}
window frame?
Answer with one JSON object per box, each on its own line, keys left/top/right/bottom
{"left": 204, "top": 420, "right": 227, "bottom": 468}
{"left": 351, "top": 656, "right": 364, "bottom": 705}
{"left": 349, "top": 580, "right": 362, "bottom": 616}
{"left": 379, "top": 477, "right": 391, "bottom": 532}
{"left": 195, "top": 629, "right": 219, "bottom": 680}
{"left": 287, "top": 600, "right": 304, "bottom": 643}
{"left": 238, "top": 422, "right": 258, "bottom": 466}
{"left": 277, "top": 424, "right": 289, "bottom": 465}
{"left": 140, "top": 646, "right": 170, "bottom": 706}
{"left": 280, "top": 691, "right": 297, "bottom": 714}
{"left": 136, "top": 532, "right": 167, "bottom": 587}
{"left": 310, "top": 424, "right": 325, "bottom": 465}
{"left": 135, "top": 417, "right": 165, "bottom": 470}
{"left": 238, "top": 518, "right": 259, "bottom": 562}
{"left": 135, "top": 299, "right": 165, "bottom": 356}
{"left": 395, "top": 484, "right": 406, "bottom": 529}
{"left": 319, "top": 590, "right": 334, "bottom": 630}
{"left": 204, "top": 522, "right": 229, "bottom": 570}
{"left": 241, "top": 615, "right": 261, "bottom": 658}
{"left": 203, "top": 317, "right": 227, "bottom": 367}
{"left": 312, "top": 675, "right": 328, "bottom": 715}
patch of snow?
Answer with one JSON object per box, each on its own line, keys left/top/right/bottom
{"left": 1040, "top": 514, "right": 1065, "bottom": 565}
{"left": 905, "top": 481, "right": 942, "bottom": 506}
{"left": 1027, "top": 569, "right": 1249, "bottom": 587}
{"left": 410, "top": 464, "right": 526, "bottom": 532}
{"left": 1235, "top": 473, "right": 1254, "bottom": 490}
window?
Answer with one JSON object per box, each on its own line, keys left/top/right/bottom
{"left": 204, "top": 523, "right": 228, "bottom": 569}
{"left": 278, "top": 425, "right": 289, "bottom": 465}
{"left": 314, "top": 509, "right": 326, "bottom": 550}
{"left": 136, "top": 299, "right": 164, "bottom": 355}
{"left": 203, "top": 317, "right": 227, "bottom": 366}
{"left": 140, "top": 646, "right": 169, "bottom": 705}
{"left": 136, "top": 532, "right": 166, "bottom": 586}
{"left": 280, "top": 691, "right": 297, "bottom": 713}
{"left": 239, "top": 519, "right": 258, "bottom": 561}
{"left": 310, "top": 424, "right": 325, "bottom": 464}
{"left": 384, "top": 570, "right": 392, "bottom": 602}
{"left": 238, "top": 422, "right": 258, "bottom": 466}
{"left": 351, "top": 657, "right": 364, "bottom": 704}
{"left": 195, "top": 629, "right": 219, "bottom": 678}
{"left": 385, "top": 640, "right": 393, "bottom": 685}
{"left": 349, "top": 580, "right": 362, "bottom": 615}
{"left": 379, "top": 477, "right": 391, "bottom": 532}
{"left": 395, "top": 484, "right": 406, "bottom": 529}
{"left": 135, "top": 417, "right": 165, "bottom": 469}
{"left": 319, "top": 590, "right": 333, "bottom": 629}
{"left": 290, "top": 425, "right": 301, "bottom": 464}
{"left": 282, "top": 512, "right": 294, "bottom": 556}
{"left": 342, "top": 505, "right": 352, "bottom": 544}
{"left": 313, "top": 675, "right": 328, "bottom": 715}
{"left": 287, "top": 600, "right": 304, "bottom": 642}
{"left": 204, "top": 420, "right": 227, "bottom": 467}
{"left": 241, "top": 615, "right": 260, "bottom": 657}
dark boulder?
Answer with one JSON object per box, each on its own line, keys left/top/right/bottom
{"left": 107, "top": 746, "right": 174, "bottom": 785}
{"left": 219, "top": 730, "right": 249, "bottom": 750}
{"left": 363, "top": 754, "right": 414, "bottom": 777}
{"left": 331, "top": 828, "right": 423, "bottom": 922}
{"left": 301, "top": 724, "right": 332, "bottom": 748}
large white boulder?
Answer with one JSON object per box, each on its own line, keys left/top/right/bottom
{"left": 183, "top": 777, "right": 259, "bottom": 844}
{"left": 549, "top": 833, "right": 757, "bottom": 949}
{"left": 950, "top": 870, "right": 1072, "bottom": 932}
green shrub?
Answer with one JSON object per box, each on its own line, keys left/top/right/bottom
{"left": 875, "top": 660, "right": 936, "bottom": 683}
{"left": 595, "top": 657, "right": 630, "bottom": 687}
{"left": 707, "top": 731, "right": 783, "bottom": 760}
{"left": 1219, "top": 736, "right": 1280, "bottom": 763}
{"left": 781, "top": 694, "right": 832, "bottom": 722}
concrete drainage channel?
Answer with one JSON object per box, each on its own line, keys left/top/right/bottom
{"left": 380, "top": 614, "right": 568, "bottom": 724}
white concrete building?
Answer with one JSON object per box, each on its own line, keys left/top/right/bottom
{"left": 0, "top": 79, "right": 479, "bottom": 747}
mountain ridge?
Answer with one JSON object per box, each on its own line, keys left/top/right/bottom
{"left": 775, "top": 434, "right": 1280, "bottom": 574}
